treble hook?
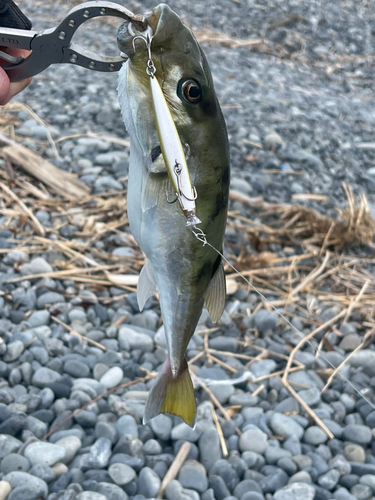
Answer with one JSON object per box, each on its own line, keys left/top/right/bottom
{"left": 132, "top": 33, "right": 156, "bottom": 77}
{"left": 174, "top": 161, "right": 198, "bottom": 202}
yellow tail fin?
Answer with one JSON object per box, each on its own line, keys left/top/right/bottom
{"left": 144, "top": 359, "right": 196, "bottom": 427}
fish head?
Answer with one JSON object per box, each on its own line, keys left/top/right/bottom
{"left": 117, "top": 3, "right": 227, "bottom": 171}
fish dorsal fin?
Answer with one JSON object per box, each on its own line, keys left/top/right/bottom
{"left": 137, "top": 258, "right": 157, "bottom": 311}
{"left": 205, "top": 261, "right": 226, "bottom": 323}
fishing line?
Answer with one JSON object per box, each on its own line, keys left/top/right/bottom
{"left": 191, "top": 226, "right": 375, "bottom": 411}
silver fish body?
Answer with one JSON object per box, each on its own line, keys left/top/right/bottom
{"left": 117, "top": 3, "right": 230, "bottom": 426}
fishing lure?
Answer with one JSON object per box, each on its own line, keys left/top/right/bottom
{"left": 132, "top": 33, "right": 201, "bottom": 227}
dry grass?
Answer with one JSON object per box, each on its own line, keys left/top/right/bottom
{"left": 1, "top": 100, "right": 375, "bottom": 439}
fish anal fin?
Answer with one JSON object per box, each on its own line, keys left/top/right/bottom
{"left": 137, "top": 259, "right": 157, "bottom": 311}
{"left": 144, "top": 359, "right": 196, "bottom": 427}
{"left": 205, "top": 261, "right": 226, "bottom": 323}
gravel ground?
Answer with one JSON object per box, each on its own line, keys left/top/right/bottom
{"left": 0, "top": 1, "right": 375, "bottom": 500}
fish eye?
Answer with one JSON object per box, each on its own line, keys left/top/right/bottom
{"left": 179, "top": 79, "right": 202, "bottom": 104}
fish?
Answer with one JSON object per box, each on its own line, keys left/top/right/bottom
{"left": 117, "top": 3, "right": 230, "bottom": 426}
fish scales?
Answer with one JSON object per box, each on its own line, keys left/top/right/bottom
{"left": 117, "top": 3, "right": 230, "bottom": 426}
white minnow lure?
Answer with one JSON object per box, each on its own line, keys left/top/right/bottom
{"left": 133, "top": 34, "right": 201, "bottom": 227}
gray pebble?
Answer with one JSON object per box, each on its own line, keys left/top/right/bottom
{"left": 20, "top": 257, "right": 53, "bottom": 275}
{"left": 137, "top": 467, "right": 161, "bottom": 497}
{"left": 273, "top": 482, "right": 315, "bottom": 500}
{"left": 270, "top": 413, "right": 304, "bottom": 440}
{"left": 342, "top": 425, "right": 372, "bottom": 445}
{"left": 253, "top": 309, "right": 278, "bottom": 333}
{"left": 0, "top": 453, "right": 30, "bottom": 474}
{"left": 108, "top": 462, "right": 136, "bottom": 485}
{"left": 24, "top": 442, "right": 66, "bottom": 467}
{"left": 318, "top": 469, "right": 340, "bottom": 490}
{"left": 179, "top": 460, "right": 208, "bottom": 492}
{"left": 304, "top": 426, "right": 328, "bottom": 445}
{"left": 239, "top": 427, "right": 268, "bottom": 454}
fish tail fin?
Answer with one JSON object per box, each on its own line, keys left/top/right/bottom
{"left": 144, "top": 359, "right": 196, "bottom": 427}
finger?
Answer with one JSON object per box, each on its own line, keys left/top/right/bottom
{"left": 0, "top": 67, "right": 11, "bottom": 105}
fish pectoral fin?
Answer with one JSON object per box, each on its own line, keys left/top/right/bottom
{"left": 137, "top": 259, "right": 157, "bottom": 311}
{"left": 144, "top": 359, "right": 196, "bottom": 427}
{"left": 204, "top": 261, "right": 226, "bottom": 323}
{"left": 141, "top": 173, "right": 175, "bottom": 211}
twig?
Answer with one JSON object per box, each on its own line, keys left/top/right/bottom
{"left": 283, "top": 309, "right": 347, "bottom": 382}
{"left": 157, "top": 441, "right": 191, "bottom": 498}
{"left": 282, "top": 379, "right": 334, "bottom": 439}
{"left": 210, "top": 402, "right": 228, "bottom": 457}
{"left": 343, "top": 280, "right": 369, "bottom": 323}
{"left": 321, "top": 326, "right": 375, "bottom": 394}
{"left": 51, "top": 316, "right": 108, "bottom": 351}
{"left": 251, "top": 384, "right": 265, "bottom": 396}
{"left": 290, "top": 251, "right": 330, "bottom": 297}
{"left": 42, "top": 375, "right": 154, "bottom": 440}
{"left": 0, "top": 181, "right": 45, "bottom": 236}
{"left": 192, "top": 374, "right": 242, "bottom": 436}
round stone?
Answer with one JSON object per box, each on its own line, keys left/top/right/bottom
{"left": 24, "top": 442, "right": 66, "bottom": 467}
{"left": 304, "top": 426, "right": 328, "bottom": 445}
{"left": 99, "top": 366, "right": 124, "bottom": 389}
{"left": 179, "top": 460, "right": 208, "bottom": 493}
{"left": 273, "top": 482, "right": 316, "bottom": 500}
{"left": 342, "top": 425, "right": 372, "bottom": 445}
{"left": 239, "top": 427, "right": 268, "bottom": 454}
{"left": 108, "top": 463, "right": 136, "bottom": 485}
{"left": 344, "top": 444, "right": 366, "bottom": 463}
{"left": 0, "top": 454, "right": 30, "bottom": 474}
{"left": 137, "top": 467, "right": 161, "bottom": 497}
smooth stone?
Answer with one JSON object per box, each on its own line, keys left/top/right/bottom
{"left": 199, "top": 429, "right": 221, "bottom": 471}
{"left": 253, "top": 309, "right": 278, "bottom": 333}
{"left": 150, "top": 414, "right": 172, "bottom": 440}
{"left": 171, "top": 423, "right": 202, "bottom": 442}
{"left": 359, "top": 474, "right": 375, "bottom": 492}
{"left": 115, "top": 415, "right": 138, "bottom": 438}
{"left": 239, "top": 427, "right": 268, "bottom": 454}
{"left": 28, "top": 311, "right": 50, "bottom": 328}
{"left": 25, "top": 442, "right": 66, "bottom": 467}
{"left": 258, "top": 468, "right": 288, "bottom": 493}
{"left": 118, "top": 326, "right": 153, "bottom": 352}
{"left": 208, "top": 475, "right": 231, "bottom": 500}
{"left": 137, "top": 467, "right": 161, "bottom": 497}
{"left": 179, "top": 460, "right": 208, "bottom": 493}
{"left": 342, "top": 425, "right": 372, "bottom": 445}
{"left": 28, "top": 463, "right": 55, "bottom": 483}
{"left": 0, "top": 481, "right": 11, "bottom": 500}
{"left": 21, "top": 257, "right": 53, "bottom": 275}
{"left": 270, "top": 413, "right": 304, "bottom": 440}
{"left": 298, "top": 388, "right": 321, "bottom": 407}
{"left": 233, "top": 479, "right": 262, "bottom": 498}
{"left": 76, "top": 493, "right": 107, "bottom": 500}
{"left": 288, "top": 471, "right": 312, "bottom": 484}
{"left": 350, "top": 484, "right": 372, "bottom": 500}
{"left": 97, "top": 482, "right": 129, "bottom": 500}
{"left": 304, "top": 426, "right": 328, "bottom": 445}
{"left": 55, "top": 436, "right": 82, "bottom": 464}
{"left": 99, "top": 367, "right": 124, "bottom": 389}
{"left": 273, "top": 482, "right": 315, "bottom": 500}
{"left": 3, "top": 341, "right": 24, "bottom": 362}
{"left": 0, "top": 453, "right": 30, "bottom": 474}
{"left": 108, "top": 463, "right": 136, "bottom": 485}
{"left": 4, "top": 471, "right": 48, "bottom": 499}
{"left": 64, "top": 360, "right": 90, "bottom": 378}
{"left": 344, "top": 445, "right": 366, "bottom": 463}
{"left": 32, "top": 368, "right": 61, "bottom": 388}
{"left": 37, "top": 292, "right": 65, "bottom": 308}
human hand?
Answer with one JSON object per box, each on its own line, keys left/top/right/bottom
{"left": 0, "top": 0, "right": 32, "bottom": 105}
{"left": 0, "top": 49, "right": 32, "bottom": 105}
